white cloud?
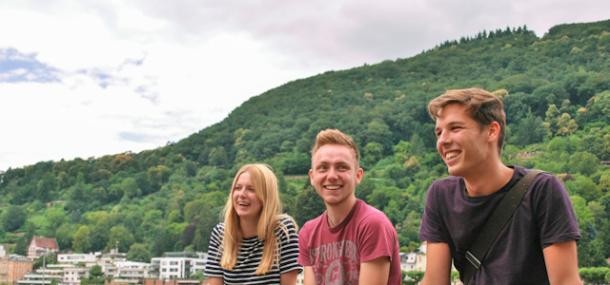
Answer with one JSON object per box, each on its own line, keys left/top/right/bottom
{"left": 0, "top": 0, "right": 609, "bottom": 171}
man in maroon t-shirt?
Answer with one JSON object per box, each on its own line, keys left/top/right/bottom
{"left": 298, "top": 129, "right": 402, "bottom": 285}
{"left": 420, "top": 88, "right": 582, "bottom": 284}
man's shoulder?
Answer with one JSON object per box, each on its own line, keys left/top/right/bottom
{"left": 355, "top": 200, "right": 395, "bottom": 227}
{"left": 513, "top": 166, "right": 564, "bottom": 192}
{"left": 301, "top": 212, "right": 326, "bottom": 230}
{"left": 428, "top": 176, "right": 463, "bottom": 193}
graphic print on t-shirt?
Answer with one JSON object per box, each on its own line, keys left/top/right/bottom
{"left": 308, "top": 240, "right": 359, "bottom": 284}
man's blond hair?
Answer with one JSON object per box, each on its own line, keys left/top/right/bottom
{"left": 311, "top": 129, "right": 360, "bottom": 166}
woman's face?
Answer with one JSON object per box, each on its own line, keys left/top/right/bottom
{"left": 232, "top": 171, "right": 263, "bottom": 221}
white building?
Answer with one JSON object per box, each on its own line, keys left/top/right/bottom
{"left": 0, "top": 244, "right": 6, "bottom": 258}
{"left": 17, "top": 265, "right": 63, "bottom": 285}
{"left": 61, "top": 266, "right": 88, "bottom": 285}
{"left": 57, "top": 252, "right": 97, "bottom": 266}
{"left": 115, "top": 261, "right": 152, "bottom": 279}
{"left": 151, "top": 252, "right": 206, "bottom": 279}
{"left": 400, "top": 242, "right": 427, "bottom": 272}
{"left": 98, "top": 248, "right": 127, "bottom": 277}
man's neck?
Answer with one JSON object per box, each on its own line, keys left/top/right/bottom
{"left": 463, "top": 163, "right": 513, "bottom": 197}
{"left": 326, "top": 195, "right": 357, "bottom": 227}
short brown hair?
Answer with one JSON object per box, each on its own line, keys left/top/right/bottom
{"left": 428, "top": 88, "right": 507, "bottom": 152}
{"left": 311, "top": 129, "right": 360, "bottom": 164}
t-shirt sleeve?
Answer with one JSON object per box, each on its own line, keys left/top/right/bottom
{"left": 358, "top": 210, "right": 399, "bottom": 263}
{"left": 278, "top": 217, "right": 303, "bottom": 273}
{"left": 532, "top": 173, "right": 581, "bottom": 247}
{"left": 419, "top": 182, "right": 449, "bottom": 243}
{"left": 297, "top": 221, "right": 312, "bottom": 266}
{"left": 204, "top": 223, "right": 224, "bottom": 277}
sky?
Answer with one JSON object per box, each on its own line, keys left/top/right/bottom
{"left": 1, "top": 0, "right": 609, "bottom": 171}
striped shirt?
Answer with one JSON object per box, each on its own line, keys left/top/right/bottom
{"left": 205, "top": 217, "right": 302, "bottom": 284}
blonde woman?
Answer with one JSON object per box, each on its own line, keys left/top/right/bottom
{"left": 205, "top": 163, "right": 301, "bottom": 285}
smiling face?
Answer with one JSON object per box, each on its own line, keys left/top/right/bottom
{"left": 434, "top": 103, "right": 498, "bottom": 178}
{"left": 231, "top": 171, "right": 263, "bottom": 222}
{"left": 309, "top": 144, "right": 364, "bottom": 208}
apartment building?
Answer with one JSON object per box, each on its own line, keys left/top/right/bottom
{"left": 150, "top": 252, "right": 206, "bottom": 280}
{"left": 17, "top": 265, "right": 63, "bottom": 285}
{"left": 115, "top": 261, "right": 152, "bottom": 280}
{"left": 57, "top": 252, "right": 97, "bottom": 265}
{"left": 0, "top": 255, "right": 34, "bottom": 285}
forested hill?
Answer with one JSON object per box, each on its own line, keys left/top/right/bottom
{"left": 1, "top": 19, "right": 608, "bottom": 267}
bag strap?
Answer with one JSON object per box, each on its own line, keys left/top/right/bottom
{"left": 462, "top": 169, "right": 543, "bottom": 285}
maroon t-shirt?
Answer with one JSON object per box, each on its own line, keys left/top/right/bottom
{"left": 419, "top": 166, "right": 581, "bottom": 285}
{"left": 298, "top": 199, "right": 402, "bottom": 285}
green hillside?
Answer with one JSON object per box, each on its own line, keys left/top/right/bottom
{"left": 1, "top": 19, "right": 609, "bottom": 267}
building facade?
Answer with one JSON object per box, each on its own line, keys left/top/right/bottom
{"left": 150, "top": 252, "right": 206, "bottom": 280}
{"left": 0, "top": 255, "right": 34, "bottom": 285}
{"left": 27, "top": 236, "right": 59, "bottom": 260}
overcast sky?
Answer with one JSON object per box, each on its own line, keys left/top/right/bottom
{"left": 1, "top": 0, "right": 608, "bottom": 171}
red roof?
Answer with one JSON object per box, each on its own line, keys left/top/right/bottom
{"left": 31, "top": 236, "right": 59, "bottom": 250}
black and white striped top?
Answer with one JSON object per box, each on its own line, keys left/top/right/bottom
{"left": 205, "top": 217, "right": 302, "bottom": 284}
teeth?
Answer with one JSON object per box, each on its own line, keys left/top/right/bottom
{"left": 445, "top": 151, "right": 459, "bottom": 160}
{"left": 325, "top": 185, "right": 341, "bottom": 190}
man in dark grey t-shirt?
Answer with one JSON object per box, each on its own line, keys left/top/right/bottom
{"left": 419, "top": 88, "right": 582, "bottom": 285}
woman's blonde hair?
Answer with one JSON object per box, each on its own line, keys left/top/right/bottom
{"left": 220, "top": 163, "right": 287, "bottom": 275}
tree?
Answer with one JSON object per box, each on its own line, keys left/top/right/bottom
{"left": 398, "top": 211, "right": 421, "bottom": 251}
{"left": 543, "top": 104, "right": 560, "bottom": 137}
{"left": 570, "top": 151, "right": 601, "bottom": 176}
{"left": 555, "top": 113, "right": 578, "bottom": 136}
{"left": 1, "top": 205, "right": 26, "bottom": 231}
{"left": 72, "top": 225, "right": 92, "bottom": 253}
{"left": 509, "top": 110, "right": 545, "bottom": 146}
{"left": 81, "top": 265, "right": 105, "bottom": 285}
{"left": 106, "top": 225, "right": 134, "bottom": 252}
{"left": 294, "top": 184, "right": 325, "bottom": 226}
{"left": 127, "top": 243, "right": 151, "bottom": 262}
{"left": 55, "top": 223, "right": 75, "bottom": 250}
{"left": 207, "top": 146, "right": 228, "bottom": 167}
{"left": 363, "top": 142, "right": 384, "bottom": 168}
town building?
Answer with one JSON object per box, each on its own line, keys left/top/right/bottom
{"left": 27, "top": 236, "right": 59, "bottom": 260}
{"left": 57, "top": 252, "right": 97, "bottom": 265}
{"left": 0, "top": 255, "right": 34, "bottom": 285}
{"left": 150, "top": 252, "right": 206, "bottom": 280}
{"left": 17, "top": 264, "right": 63, "bottom": 285}
{"left": 61, "top": 265, "right": 89, "bottom": 285}
{"left": 115, "top": 261, "right": 153, "bottom": 281}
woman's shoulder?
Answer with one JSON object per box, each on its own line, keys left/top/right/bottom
{"left": 275, "top": 214, "right": 298, "bottom": 235}
{"left": 212, "top": 222, "right": 225, "bottom": 234}
{"left": 277, "top": 214, "right": 297, "bottom": 227}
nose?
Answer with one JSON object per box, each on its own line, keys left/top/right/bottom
{"left": 326, "top": 168, "right": 338, "bottom": 181}
{"left": 436, "top": 132, "right": 451, "bottom": 149}
{"left": 437, "top": 130, "right": 451, "bottom": 145}
{"left": 234, "top": 188, "right": 245, "bottom": 198}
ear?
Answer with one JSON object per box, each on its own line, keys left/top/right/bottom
{"left": 308, "top": 168, "right": 314, "bottom": 185}
{"left": 487, "top": 121, "right": 501, "bottom": 142}
{"left": 355, "top": 167, "right": 364, "bottom": 184}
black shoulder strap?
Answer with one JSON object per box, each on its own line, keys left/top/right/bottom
{"left": 462, "top": 169, "right": 543, "bottom": 285}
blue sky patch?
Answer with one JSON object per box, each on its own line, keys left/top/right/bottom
{"left": 0, "top": 48, "right": 60, "bottom": 83}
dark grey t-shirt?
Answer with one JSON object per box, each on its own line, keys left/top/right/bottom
{"left": 419, "top": 166, "right": 580, "bottom": 285}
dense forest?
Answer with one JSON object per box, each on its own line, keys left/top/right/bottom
{"left": 1, "top": 19, "right": 609, "bottom": 268}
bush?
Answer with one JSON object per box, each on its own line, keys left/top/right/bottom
{"left": 580, "top": 267, "right": 610, "bottom": 284}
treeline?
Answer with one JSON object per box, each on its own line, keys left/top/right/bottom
{"left": 0, "top": 19, "right": 609, "bottom": 267}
